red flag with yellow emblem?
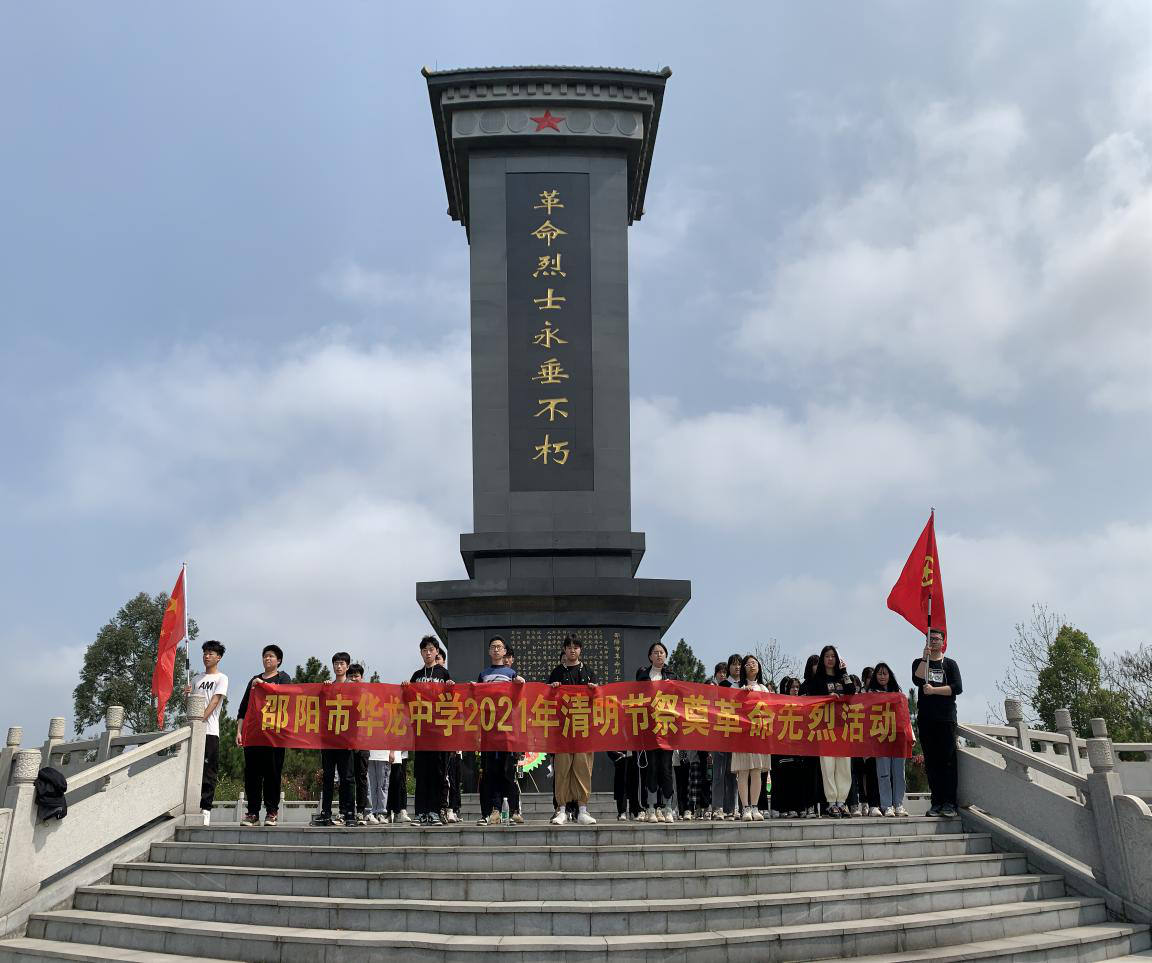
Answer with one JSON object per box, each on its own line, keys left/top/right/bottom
{"left": 151, "top": 565, "right": 187, "bottom": 726}
{"left": 887, "top": 512, "right": 947, "bottom": 649}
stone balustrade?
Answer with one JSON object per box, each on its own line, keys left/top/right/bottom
{"left": 0, "top": 699, "right": 206, "bottom": 935}
{"left": 958, "top": 699, "right": 1152, "bottom": 923}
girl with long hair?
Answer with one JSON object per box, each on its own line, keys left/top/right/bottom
{"left": 868, "top": 662, "right": 909, "bottom": 816}
{"left": 801, "top": 645, "right": 856, "bottom": 817}
{"left": 730, "top": 655, "right": 772, "bottom": 822}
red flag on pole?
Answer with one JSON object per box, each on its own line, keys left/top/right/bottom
{"left": 151, "top": 565, "right": 187, "bottom": 727}
{"left": 887, "top": 512, "right": 947, "bottom": 650}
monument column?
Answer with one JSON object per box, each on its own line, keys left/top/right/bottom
{"left": 417, "top": 66, "right": 691, "bottom": 693}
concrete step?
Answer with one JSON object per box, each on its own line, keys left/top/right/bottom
{"left": 150, "top": 830, "right": 994, "bottom": 873}
{"left": 21, "top": 898, "right": 1109, "bottom": 961}
{"left": 114, "top": 851, "right": 1028, "bottom": 901}
{"left": 814, "top": 924, "right": 1151, "bottom": 962}
{"left": 176, "top": 814, "right": 962, "bottom": 847}
{"left": 0, "top": 942, "right": 237, "bottom": 962}
{"left": 70, "top": 874, "right": 1066, "bottom": 936}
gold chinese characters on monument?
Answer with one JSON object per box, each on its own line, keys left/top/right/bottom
{"left": 529, "top": 189, "right": 573, "bottom": 469}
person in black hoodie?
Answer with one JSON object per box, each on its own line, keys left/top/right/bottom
{"left": 912, "top": 629, "right": 963, "bottom": 816}
{"left": 548, "top": 635, "right": 599, "bottom": 825}
{"left": 798, "top": 654, "right": 823, "bottom": 818}
{"left": 235, "top": 644, "right": 292, "bottom": 827}
{"left": 769, "top": 676, "right": 805, "bottom": 817}
{"left": 801, "top": 645, "right": 856, "bottom": 817}
{"left": 636, "top": 641, "right": 679, "bottom": 822}
{"left": 403, "top": 635, "right": 455, "bottom": 826}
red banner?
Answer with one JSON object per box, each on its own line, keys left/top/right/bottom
{"left": 240, "top": 681, "right": 913, "bottom": 758}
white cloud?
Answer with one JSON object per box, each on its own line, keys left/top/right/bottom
{"left": 47, "top": 334, "right": 473, "bottom": 517}
{"left": 320, "top": 258, "right": 468, "bottom": 316}
{"left": 169, "top": 482, "right": 463, "bottom": 678}
{"left": 736, "top": 101, "right": 1152, "bottom": 409}
{"left": 632, "top": 396, "right": 1040, "bottom": 530}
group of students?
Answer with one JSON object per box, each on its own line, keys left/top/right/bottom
{"left": 190, "top": 625, "right": 962, "bottom": 827}
{"left": 608, "top": 630, "right": 962, "bottom": 822}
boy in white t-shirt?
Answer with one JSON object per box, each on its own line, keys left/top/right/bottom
{"left": 191, "top": 640, "right": 229, "bottom": 825}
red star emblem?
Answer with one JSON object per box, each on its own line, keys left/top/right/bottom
{"left": 530, "top": 110, "right": 565, "bottom": 132}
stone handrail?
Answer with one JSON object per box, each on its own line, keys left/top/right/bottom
{"left": 0, "top": 698, "right": 206, "bottom": 931}
{"left": 958, "top": 701, "right": 1152, "bottom": 923}
{"left": 958, "top": 724, "right": 1087, "bottom": 790}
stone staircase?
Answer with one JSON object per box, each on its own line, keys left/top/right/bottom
{"left": 1, "top": 793, "right": 1147, "bottom": 962}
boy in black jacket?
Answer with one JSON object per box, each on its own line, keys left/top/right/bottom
{"left": 912, "top": 628, "right": 963, "bottom": 816}
{"left": 403, "top": 635, "right": 454, "bottom": 826}
{"left": 548, "top": 636, "right": 599, "bottom": 825}
{"left": 235, "top": 644, "right": 292, "bottom": 827}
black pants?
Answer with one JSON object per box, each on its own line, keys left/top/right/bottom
{"left": 919, "top": 719, "right": 958, "bottom": 806}
{"left": 200, "top": 734, "right": 220, "bottom": 811}
{"left": 413, "top": 751, "right": 448, "bottom": 816}
{"left": 321, "top": 748, "right": 355, "bottom": 818}
{"left": 387, "top": 759, "right": 408, "bottom": 814}
{"left": 645, "top": 749, "right": 674, "bottom": 808}
{"left": 481, "top": 751, "right": 515, "bottom": 815}
{"left": 611, "top": 753, "right": 641, "bottom": 816}
{"left": 242, "top": 745, "right": 285, "bottom": 815}
{"left": 674, "top": 760, "right": 690, "bottom": 814}
{"left": 355, "top": 750, "right": 369, "bottom": 812}
{"left": 446, "top": 753, "right": 462, "bottom": 812}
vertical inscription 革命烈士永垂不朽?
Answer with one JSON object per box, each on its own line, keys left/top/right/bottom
{"left": 501, "top": 629, "right": 622, "bottom": 683}
{"left": 507, "top": 173, "right": 594, "bottom": 491}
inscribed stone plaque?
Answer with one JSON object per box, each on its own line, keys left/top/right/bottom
{"left": 506, "top": 172, "right": 594, "bottom": 491}
{"left": 499, "top": 627, "right": 624, "bottom": 683}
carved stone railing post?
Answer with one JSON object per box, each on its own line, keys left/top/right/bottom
{"left": 39, "top": 716, "right": 66, "bottom": 768}
{"left": 181, "top": 694, "right": 207, "bottom": 826}
{"left": 1005, "top": 699, "right": 1032, "bottom": 753}
{"left": 0, "top": 749, "right": 45, "bottom": 916}
{"left": 0, "top": 726, "right": 21, "bottom": 793}
{"left": 1085, "top": 735, "right": 1132, "bottom": 901}
{"left": 1054, "top": 708, "right": 1082, "bottom": 774}
{"left": 96, "top": 705, "right": 126, "bottom": 764}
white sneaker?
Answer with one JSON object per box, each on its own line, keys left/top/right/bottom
{"left": 576, "top": 810, "right": 597, "bottom": 825}
{"left": 648, "top": 808, "right": 660, "bottom": 822}
{"left": 617, "top": 812, "right": 629, "bottom": 821}
{"left": 752, "top": 808, "right": 765, "bottom": 821}
{"left": 849, "top": 804, "right": 862, "bottom": 816}
{"left": 397, "top": 810, "right": 412, "bottom": 823}
{"left": 664, "top": 808, "right": 676, "bottom": 822}
{"left": 741, "top": 807, "right": 754, "bottom": 822}
{"left": 550, "top": 809, "right": 567, "bottom": 825}
{"left": 445, "top": 809, "right": 459, "bottom": 824}
{"left": 363, "top": 812, "right": 379, "bottom": 824}
{"left": 868, "top": 807, "right": 883, "bottom": 817}
{"left": 201, "top": 809, "right": 211, "bottom": 826}
{"left": 894, "top": 805, "right": 909, "bottom": 817}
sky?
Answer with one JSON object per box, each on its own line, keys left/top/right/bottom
{"left": 1, "top": 1, "right": 1149, "bottom": 736}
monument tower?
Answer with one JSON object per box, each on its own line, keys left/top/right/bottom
{"left": 417, "top": 65, "right": 691, "bottom": 689}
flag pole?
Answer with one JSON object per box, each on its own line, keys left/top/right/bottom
{"left": 925, "top": 508, "right": 934, "bottom": 647}
{"left": 181, "top": 562, "right": 189, "bottom": 722}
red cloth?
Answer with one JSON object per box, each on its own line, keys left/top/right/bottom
{"left": 150, "top": 567, "right": 187, "bottom": 726}
{"left": 240, "top": 680, "right": 914, "bottom": 758}
{"left": 887, "top": 512, "right": 947, "bottom": 649}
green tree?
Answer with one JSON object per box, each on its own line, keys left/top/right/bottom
{"left": 668, "top": 638, "right": 706, "bottom": 683}
{"left": 73, "top": 592, "right": 200, "bottom": 734}
{"left": 1032, "top": 624, "right": 1139, "bottom": 739}
{"left": 292, "top": 658, "right": 332, "bottom": 683}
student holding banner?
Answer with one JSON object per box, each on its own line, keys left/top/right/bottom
{"left": 548, "top": 635, "right": 599, "bottom": 825}
{"left": 636, "top": 641, "right": 679, "bottom": 823}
